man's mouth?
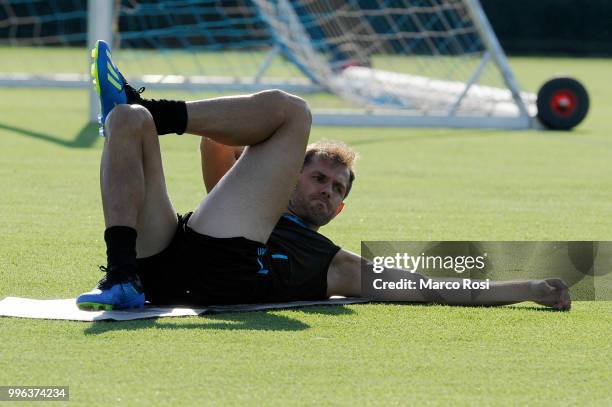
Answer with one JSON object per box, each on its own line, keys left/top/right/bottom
{"left": 311, "top": 197, "right": 328, "bottom": 209}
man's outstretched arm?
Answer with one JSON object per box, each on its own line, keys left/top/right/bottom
{"left": 327, "top": 249, "right": 571, "bottom": 310}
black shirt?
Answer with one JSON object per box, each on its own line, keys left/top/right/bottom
{"left": 265, "top": 214, "right": 341, "bottom": 300}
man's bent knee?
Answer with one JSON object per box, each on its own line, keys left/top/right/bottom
{"left": 253, "top": 89, "right": 311, "bottom": 129}
{"left": 287, "top": 93, "right": 312, "bottom": 127}
{"left": 279, "top": 91, "right": 311, "bottom": 127}
{"left": 105, "top": 104, "right": 155, "bottom": 138}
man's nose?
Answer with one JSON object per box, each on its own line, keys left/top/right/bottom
{"left": 320, "top": 182, "right": 332, "bottom": 197}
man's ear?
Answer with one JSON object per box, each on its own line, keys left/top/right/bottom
{"left": 334, "top": 202, "right": 345, "bottom": 216}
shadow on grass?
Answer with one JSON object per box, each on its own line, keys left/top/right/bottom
{"left": 503, "top": 305, "right": 569, "bottom": 313}
{"left": 372, "top": 301, "right": 570, "bottom": 313}
{"left": 0, "top": 121, "right": 99, "bottom": 148}
{"left": 297, "top": 304, "right": 356, "bottom": 316}
{"left": 83, "top": 305, "right": 356, "bottom": 335}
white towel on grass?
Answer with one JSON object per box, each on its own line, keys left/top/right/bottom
{"left": 0, "top": 296, "right": 369, "bottom": 322}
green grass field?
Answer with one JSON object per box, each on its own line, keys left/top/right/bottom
{"left": 1, "top": 55, "right": 611, "bottom": 406}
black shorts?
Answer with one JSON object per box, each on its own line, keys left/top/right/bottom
{"left": 135, "top": 213, "right": 328, "bottom": 305}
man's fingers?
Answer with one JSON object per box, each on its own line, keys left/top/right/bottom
{"left": 554, "top": 284, "right": 571, "bottom": 311}
{"left": 560, "top": 286, "right": 571, "bottom": 311}
{"left": 544, "top": 278, "right": 571, "bottom": 311}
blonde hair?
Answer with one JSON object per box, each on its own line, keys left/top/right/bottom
{"left": 303, "top": 139, "right": 358, "bottom": 197}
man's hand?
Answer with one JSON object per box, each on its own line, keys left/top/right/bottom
{"left": 232, "top": 146, "right": 245, "bottom": 160}
{"left": 531, "top": 278, "right": 571, "bottom": 311}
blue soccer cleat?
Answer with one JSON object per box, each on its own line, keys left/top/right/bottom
{"left": 91, "top": 40, "right": 128, "bottom": 136}
{"left": 76, "top": 266, "right": 145, "bottom": 311}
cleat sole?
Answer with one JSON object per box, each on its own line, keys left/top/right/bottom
{"left": 77, "top": 295, "right": 144, "bottom": 311}
{"left": 77, "top": 302, "right": 113, "bottom": 311}
{"left": 91, "top": 41, "right": 103, "bottom": 135}
{"left": 91, "top": 42, "right": 101, "bottom": 97}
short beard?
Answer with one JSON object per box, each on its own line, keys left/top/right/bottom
{"left": 288, "top": 197, "right": 333, "bottom": 228}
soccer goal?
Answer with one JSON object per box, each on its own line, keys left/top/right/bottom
{"left": 1, "top": 0, "right": 589, "bottom": 130}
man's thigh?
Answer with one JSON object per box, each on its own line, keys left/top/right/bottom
{"left": 187, "top": 115, "right": 309, "bottom": 243}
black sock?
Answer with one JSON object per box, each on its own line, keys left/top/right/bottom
{"left": 137, "top": 98, "right": 188, "bottom": 135}
{"left": 104, "top": 226, "right": 137, "bottom": 269}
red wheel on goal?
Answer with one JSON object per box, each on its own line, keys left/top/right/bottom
{"left": 536, "top": 77, "right": 589, "bottom": 130}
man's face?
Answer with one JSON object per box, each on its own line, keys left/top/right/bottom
{"left": 288, "top": 156, "right": 350, "bottom": 227}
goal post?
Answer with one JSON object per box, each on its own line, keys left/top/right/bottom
{"left": 86, "top": 0, "right": 113, "bottom": 122}
{"left": 0, "top": 0, "right": 589, "bottom": 130}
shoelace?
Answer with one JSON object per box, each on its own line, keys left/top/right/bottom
{"left": 122, "top": 84, "right": 146, "bottom": 104}
{"left": 97, "top": 266, "right": 118, "bottom": 289}
{"left": 96, "top": 265, "right": 136, "bottom": 290}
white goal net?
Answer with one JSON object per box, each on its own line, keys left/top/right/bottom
{"left": 0, "top": 0, "right": 535, "bottom": 128}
